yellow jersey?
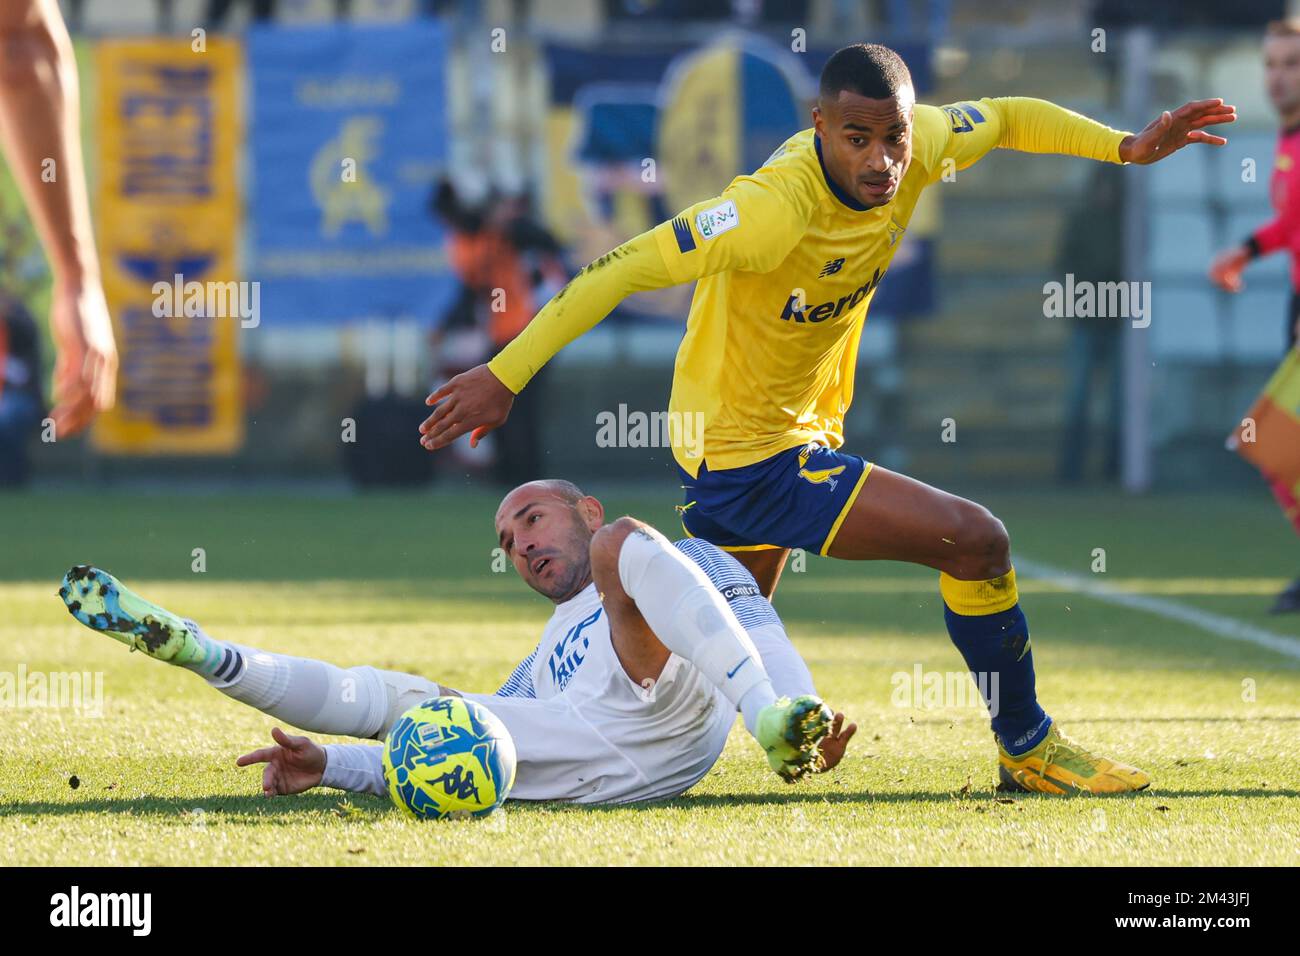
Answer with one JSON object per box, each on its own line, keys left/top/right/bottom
{"left": 489, "top": 96, "right": 1128, "bottom": 476}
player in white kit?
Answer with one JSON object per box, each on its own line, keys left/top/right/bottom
{"left": 59, "top": 480, "right": 856, "bottom": 805}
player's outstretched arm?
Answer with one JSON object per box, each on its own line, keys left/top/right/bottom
{"left": 236, "top": 727, "right": 327, "bottom": 796}
{"left": 1117, "top": 98, "right": 1236, "bottom": 164}
{"left": 420, "top": 235, "right": 674, "bottom": 450}
{"left": 420, "top": 171, "right": 814, "bottom": 451}
{"left": 0, "top": 0, "right": 117, "bottom": 436}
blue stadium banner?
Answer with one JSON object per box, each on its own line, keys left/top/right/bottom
{"left": 248, "top": 23, "right": 457, "bottom": 325}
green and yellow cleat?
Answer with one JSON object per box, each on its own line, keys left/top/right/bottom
{"left": 58, "top": 565, "right": 206, "bottom": 666}
{"left": 757, "top": 694, "right": 833, "bottom": 783}
{"left": 997, "top": 723, "right": 1151, "bottom": 795}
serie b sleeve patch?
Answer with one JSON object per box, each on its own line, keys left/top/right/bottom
{"left": 695, "top": 199, "right": 739, "bottom": 240}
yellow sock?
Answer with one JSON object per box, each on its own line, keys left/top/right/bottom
{"left": 939, "top": 567, "right": 1019, "bottom": 616}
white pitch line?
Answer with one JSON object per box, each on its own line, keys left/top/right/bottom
{"left": 1015, "top": 557, "right": 1300, "bottom": 664}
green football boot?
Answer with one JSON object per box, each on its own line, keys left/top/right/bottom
{"left": 59, "top": 565, "right": 209, "bottom": 667}
{"left": 756, "top": 694, "right": 833, "bottom": 783}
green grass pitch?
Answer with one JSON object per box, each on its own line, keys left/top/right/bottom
{"left": 2, "top": 486, "right": 1298, "bottom": 866}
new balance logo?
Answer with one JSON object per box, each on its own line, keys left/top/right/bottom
{"left": 818, "top": 257, "right": 845, "bottom": 278}
{"left": 780, "top": 267, "right": 885, "bottom": 323}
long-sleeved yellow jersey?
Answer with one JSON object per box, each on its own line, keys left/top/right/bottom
{"left": 489, "top": 96, "right": 1129, "bottom": 476}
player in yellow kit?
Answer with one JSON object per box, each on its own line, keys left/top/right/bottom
{"left": 419, "top": 44, "right": 1236, "bottom": 794}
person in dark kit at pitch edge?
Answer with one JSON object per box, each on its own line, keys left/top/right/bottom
{"left": 0, "top": 293, "right": 46, "bottom": 486}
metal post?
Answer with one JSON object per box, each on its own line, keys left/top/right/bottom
{"left": 1120, "top": 26, "right": 1154, "bottom": 493}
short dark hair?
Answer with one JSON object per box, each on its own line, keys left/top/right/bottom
{"left": 819, "top": 43, "right": 913, "bottom": 101}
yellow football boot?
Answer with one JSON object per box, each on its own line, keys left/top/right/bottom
{"left": 997, "top": 723, "right": 1151, "bottom": 794}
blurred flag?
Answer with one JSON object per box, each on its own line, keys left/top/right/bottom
{"left": 1230, "top": 348, "right": 1300, "bottom": 532}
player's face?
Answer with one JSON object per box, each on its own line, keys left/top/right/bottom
{"left": 495, "top": 494, "right": 593, "bottom": 602}
{"left": 1264, "top": 35, "right": 1300, "bottom": 116}
{"left": 813, "top": 86, "right": 914, "bottom": 208}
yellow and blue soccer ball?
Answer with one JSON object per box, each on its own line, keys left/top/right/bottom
{"left": 381, "top": 696, "right": 517, "bottom": 820}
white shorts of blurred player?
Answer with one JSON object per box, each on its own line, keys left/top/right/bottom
{"left": 384, "top": 632, "right": 735, "bottom": 805}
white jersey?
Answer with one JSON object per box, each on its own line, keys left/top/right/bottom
{"left": 493, "top": 537, "right": 787, "bottom": 703}
{"left": 321, "top": 538, "right": 815, "bottom": 804}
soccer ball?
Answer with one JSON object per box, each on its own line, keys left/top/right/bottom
{"left": 381, "top": 696, "right": 517, "bottom": 820}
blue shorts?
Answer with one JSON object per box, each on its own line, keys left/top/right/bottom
{"left": 678, "top": 442, "right": 872, "bottom": 555}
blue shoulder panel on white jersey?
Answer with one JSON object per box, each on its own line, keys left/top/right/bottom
{"left": 672, "top": 537, "right": 783, "bottom": 631}
{"left": 494, "top": 648, "right": 538, "bottom": 699}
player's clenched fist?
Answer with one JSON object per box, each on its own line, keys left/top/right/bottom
{"left": 419, "top": 363, "right": 515, "bottom": 451}
{"left": 236, "top": 726, "right": 327, "bottom": 796}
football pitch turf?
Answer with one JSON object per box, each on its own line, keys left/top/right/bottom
{"left": 2, "top": 486, "right": 1298, "bottom": 866}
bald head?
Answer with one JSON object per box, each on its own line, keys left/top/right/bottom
{"left": 495, "top": 479, "right": 587, "bottom": 525}
{"left": 494, "top": 479, "right": 603, "bottom": 603}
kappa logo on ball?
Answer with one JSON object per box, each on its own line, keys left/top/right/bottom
{"left": 695, "top": 199, "right": 739, "bottom": 240}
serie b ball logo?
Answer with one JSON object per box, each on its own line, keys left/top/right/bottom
{"left": 381, "top": 696, "right": 517, "bottom": 820}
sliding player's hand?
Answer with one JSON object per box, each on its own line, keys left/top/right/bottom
{"left": 1119, "top": 98, "right": 1236, "bottom": 165}
{"left": 419, "top": 363, "right": 514, "bottom": 450}
{"left": 814, "top": 711, "right": 858, "bottom": 773}
{"left": 236, "top": 726, "right": 327, "bottom": 796}
{"left": 49, "top": 279, "right": 118, "bottom": 437}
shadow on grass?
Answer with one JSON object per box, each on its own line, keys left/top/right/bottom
{"left": 0, "top": 793, "right": 392, "bottom": 823}
{"left": 6, "top": 785, "right": 1296, "bottom": 821}
{"left": 522, "top": 785, "right": 1300, "bottom": 813}
{"left": 903, "top": 715, "right": 1300, "bottom": 725}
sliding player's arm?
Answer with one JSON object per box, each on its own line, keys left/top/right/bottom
{"left": 237, "top": 727, "right": 389, "bottom": 797}
{"left": 0, "top": 0, "right": 117, "bottom": 436}
{"left": 236, "top": 727, "right": 332, "bottom": 796}
{"left": 915, "top": 95, "right": 1234, "bottom": 184}
{"left": 419, "top": 175, "right": 812, "bottom": 450}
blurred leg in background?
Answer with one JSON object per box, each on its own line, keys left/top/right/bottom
{"left": 0, "top": 294, "right": 45, "bottom": 487}
{"left": 1056, "top": 165, "right": 1125, "bottom": 484}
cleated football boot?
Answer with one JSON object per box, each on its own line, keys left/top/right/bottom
{"left": 756, "top": 694, "right": 833, "bottom": 783}
{"left": 997, "top": 723, "right": 1151, "bottom": 795}
{"left": 59, "top": 565, "right": 207, "bottom": 666}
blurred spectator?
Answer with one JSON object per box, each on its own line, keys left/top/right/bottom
{"left": 0, "top": 293, "right": 46, "bottom": 486}
{"left": 431, "top": 180, "right": 567, "bottom": 485}
{"left": 1057, "top": 163, "right": 1125, "bottom": 485}
{"left": 1093, "top": 0, "right": 1284, "bottom": 29}
{"left": 205, "top": 0, "right": 278, "bottom": 29}
{"left": 881, "top": 0, "right": 951, "bottom": 40}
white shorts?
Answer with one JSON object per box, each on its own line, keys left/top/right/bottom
{"left": 464, "top": 642, "right": 734, "bottom": 805}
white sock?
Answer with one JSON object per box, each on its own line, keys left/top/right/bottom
{"left": 746, "top": 622, "right": 817, "bottom": 699}
{"left": 177, "top": 619, "right": 243, "bottom": 680}
{"left": 185, "top": 620, "right": 440, "bottom": 739}
{"left": 617, "top": 526, "right": 778, "bottom": 734}
{"left": 737, "top": 684, "right": 774, "bottom": 737}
